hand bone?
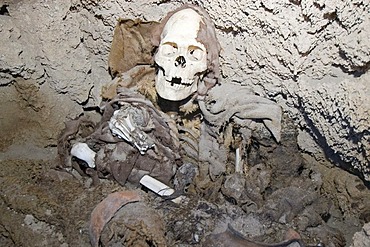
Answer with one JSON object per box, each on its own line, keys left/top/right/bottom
{"left": 109, "top": 107, "right": 155, "bottom": 154}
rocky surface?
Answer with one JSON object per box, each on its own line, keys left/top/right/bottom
{"left": 0, "top": 0, "right": 368, "bottom": 180}
{"left": 0, "top": 0, "right": 369, "bottom": 246}
{"left": 350, "top": 222, "right": 370, "bottom": 247}
{"left": 201, "top": 0, "right": 370, "bottom": 180}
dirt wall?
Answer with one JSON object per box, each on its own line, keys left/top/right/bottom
{"left": 0, "top": 0, "right": 368, "bottom": 176}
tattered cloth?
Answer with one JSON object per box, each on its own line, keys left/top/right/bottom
{"left": 58, "top": 88, "right": 181, "bottom": 186}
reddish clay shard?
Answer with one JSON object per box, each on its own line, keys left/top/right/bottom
{"left": 89, "top": 190, "right": 141, "bottom": 247}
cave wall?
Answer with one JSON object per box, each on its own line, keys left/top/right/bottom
{"left": 0, "top": 0, "right": 369, "bottom": 180}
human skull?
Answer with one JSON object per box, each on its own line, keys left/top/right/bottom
{"left": 154, "top": 8, "right": 208, "bottom": 101}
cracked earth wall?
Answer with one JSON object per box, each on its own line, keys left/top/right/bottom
{"left": 0, "top": 0, "right": 369, "bottom": 181}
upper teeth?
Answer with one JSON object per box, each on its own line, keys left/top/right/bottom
{"left": 166, "top": 77, "right": 192, "bottom": 88}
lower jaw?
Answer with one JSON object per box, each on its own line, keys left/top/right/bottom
{"left": 155, "top": 81, "right": 196, "bottom": 101}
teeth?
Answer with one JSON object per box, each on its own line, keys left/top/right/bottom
{"left": 165, "top": 77, "right": 193, "bottom": 89}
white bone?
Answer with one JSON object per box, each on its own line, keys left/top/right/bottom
{"left": 140, "top": 175, "right": 174, "bottom": 196}
{"left": 235, "top": 147, "right": 243, "bottom": 173}
{"left": 109, "top": 111, "right": 135, "bottom": 143}
{"left": 154, "top": 8, "right": 207, "bottom": 101}
{"left": 70, "top": 142, "right": 96, "bottom": 168}
{"left": 139, "top": 175, "right": 186, "bottom": 204}
{"left": 109, "top": 109, "right": 155, "bottom": 154}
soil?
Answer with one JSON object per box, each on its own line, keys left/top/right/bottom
{"left": 0, "top": 1, "right": 369, "bottom": 246}
{"left": 1, "top": 116, "right": 369, "bottom": 247}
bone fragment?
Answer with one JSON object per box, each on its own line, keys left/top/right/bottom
{"left": 140, "top": 175, "right": 175, "bottom": 196}
{"left": 109, "top": 109, "right": 155, "bottom": 154}
{"left": 140, "top": 175, "right": 185, "bottom": 203}
{"left": 70, "top": 142, "right": 96, "bottom": 168}
{"left": 109, "top": 110, "right": 135, "bottom": 143}
{"left": 235, "top": 147, "right": 243, "bottom": 173}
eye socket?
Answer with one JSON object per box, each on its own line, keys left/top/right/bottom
{"left": 161, "top": 42, "right": 178, "bottom": 57}
{"left": 187, "top": 45, "right": 205, "bottom": 61}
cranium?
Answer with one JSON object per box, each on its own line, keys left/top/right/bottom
{"left": 154, "top": 8, "right": 208, "bottom": 101}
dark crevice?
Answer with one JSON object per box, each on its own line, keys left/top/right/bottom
{"left": 69, "top": 5, "right": 78, "bottom": 13}
{"left": 94, "top": 13, "right": 104, "bottom": 21}
{"left": 323, "top": 11, "right": 337, "bottom": 21}
{"left": 82, "top": 105, "right": 101, "bottom": 112}
{"left": 0, "top": 5, "right": 10, "bottom": 16}
{"left": 216, "top": 25, "right": 239, "bottom": 37}
{"left": 289, "top": 0, "right": 301, "bottom": 6}
{"left": 80, "top": 85, "right": 94, "bottom": 106}
{"left": 333, "top": 49, "right": 370, "bottom": 77}
{"left": 313, "top": 2, "right": 325, "bottom": 10}
{"left": 321, "top": 212, "right": 331, "bottom": 223}
{"left": 242, "top": 10, "right": 249, "bottom": 16}
{"left": 154, "top": 0, "right": 171, "bottom": 5}
{"left": 296, "top": 96, "right": 370, "bottom": 188}
{"left": 332, "top": 61, "right": 369, "bottom": 78}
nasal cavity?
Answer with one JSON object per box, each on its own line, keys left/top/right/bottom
{"left": 175, "top": 56, "right": 186, "bottom": 68}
